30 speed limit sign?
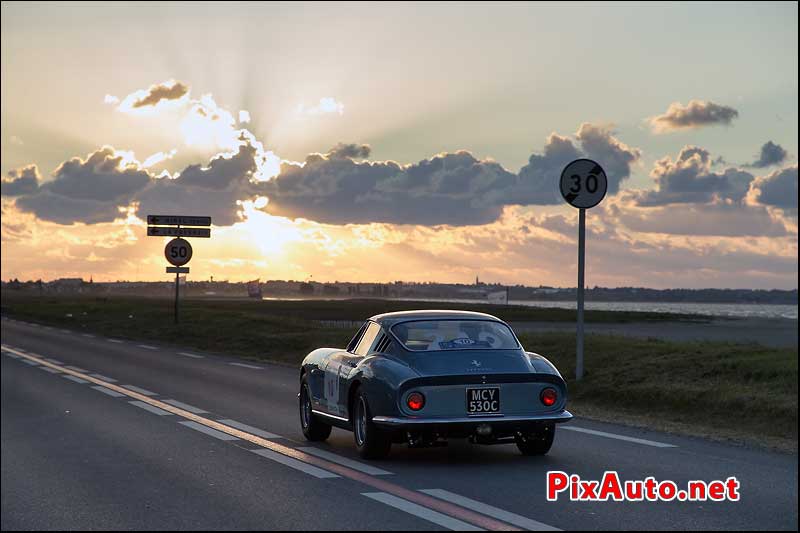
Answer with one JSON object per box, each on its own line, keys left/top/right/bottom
{"left": 560, "top": 159, "right": 608, "bottom": 209}
{"left": 165, "top": 238, "right": 192, "bottom": 267}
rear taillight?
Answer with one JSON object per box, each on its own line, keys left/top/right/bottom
{"left": 407, "top": 392, "right": 425, "bottom": 411}
{"left": 540, "top": 387, "right": 558, "bottom": 407}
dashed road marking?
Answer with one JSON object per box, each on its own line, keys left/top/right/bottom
{"left": 216, "top": 419, "right": 282, "bottom": 440}
{"left": 92, "top": 386, "right": 127, "bottom": 398}
{"left": 420, "top": 489, "right": 559, "bottom": 531}
{"left": 82, "top": 334, "right": 95, "bottom": 338}
{"left": 179, "top": 421, "right": 239, "bottom": 441}
{"left": 122, "top": 385, "right": 158, "bottom": 396}
{"left": 163, "top": 399, "right": 208, "bottom": 414}
{"left": 362, "top": 492, "right": 483, "bottom": 531}
{"left": 228, "top": 362, "right": 262, "bottom": 370}
{"left": 89, "top": 373, "right": 117, "bottom": 383}
{"left": 250, "top": 449, "right": 339, "bottom": 479}
{"left": 108, "top": 339, "right": 124, "bottom": 344}
{"left": 129, "top": 400, "right": 172, "bottom": 416}
{"left": 63, "top": 375, "right": 89, "bottom": 384}
{"left": 298, "top": 447, "right": 393, "bottom": 476}
{"left": 20, "top": 359, "right": 40, "bottom": 366}
{"left": 178, "top": 352, "right": 204, "bottom": 359}
{"left": 138, "top": 344, "right": 157, "bottom": 350}
{"left": 562, "top": 425, "right": 677, "bottom": 448}
{"left": 44, "top": 358, "right": 65, "bottom": 365}
{"left": 39, "top": 366, "right": 63, "bottom": 374}
{"left": 65, "top": 365, "right": 88, "bottom": 372}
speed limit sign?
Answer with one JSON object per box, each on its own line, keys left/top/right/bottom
{"left": 560, "top": 159, "right": 607, "bottom": 209}
{"left": 165, "top": 238, "right": 192, "bottom": 267}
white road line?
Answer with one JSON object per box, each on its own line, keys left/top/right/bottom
{"left": 91, "top": 386, "right": 126, "bottom": 398}
{"left": 250, "top": 449, "right": 339, "bottom": 479}
{"left": 420, "top": 489, "right": 559, "bottom": 531}
{"left": 63, "top": 375, "right": 89, "bottom": 384}
{"left": 20, "top": 359, "right": 40, "bottom": 366}
{"left": 59, "top": 329, "right": 70, "bottom": 334}
{"left": 65, "top": 365, "right": 88, "bottom": 372}
{"left": 298, "top": 447, "right": 393, "bottom": 476}
{"left": 39, "top": 366, "right": 63, "bottom": 374}
{"left": 108, "top": 339, "right": 124, "bottom": 344}
{"left": 362, "top": 492, "right": 483, "bottom": 531}
{"left": 561, "top": 425, "right": 677, "bottom": 448}
{"left": 122, "top": 385, "right": 158, "bottom": 396}
{"left": 44, "top": 358, "right": 65, "bottom": 365}
{"left": 128, "top": 400, "right": 172, "bottom": 415}
{"left": 178, "top": 352, "right": 204, "bottom": 359}
{"left": 216, "top": 419, "right": 282, "bottom": 440}
{"left": 82, "top": 333, "right": 95, "bottom": 338}
{"left": 138, "top": 344, "right": 157, "bottom": 350}
{"left": 179, "top": 421, "right": 239, "bottom": 441}
{"left": 228, "top": 362, "right": 262, "bottom": 370}
{"left": 163, "top": 399, "right": 208, "bottom": 414}
{"left": 89, "top": 373, "right": 117, "bottom": 383}
{"left": 3, "top": 352, "right": 21, "bottom": 359}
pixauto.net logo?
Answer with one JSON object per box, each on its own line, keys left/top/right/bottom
{"left": 547, "top": 471, "right": 740, "bottom": 502}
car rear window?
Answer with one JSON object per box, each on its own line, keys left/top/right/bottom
{"left": 390, "top": 320, "right": 519, "bottom": 351}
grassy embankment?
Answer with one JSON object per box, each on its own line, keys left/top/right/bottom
{"left": 2, "top": 291, "right": 796, "bottom": 450}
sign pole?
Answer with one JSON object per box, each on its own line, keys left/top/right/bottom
{"left": 559, "top": 159, "right": 606, "bottom": 382}
{"left": 174, "top": 224, "right": 181, "bottom": 325}
{"left": 576, "top": 208, "right": 586, "bottom": 381}
{"left": 147, "top": 214, "right": 210, "bottom": 326}
{"left": 174, "top": 271, "right": 180, "bottom": 325}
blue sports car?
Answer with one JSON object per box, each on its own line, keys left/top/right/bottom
{"left": 299, "top": 310, "right": 573, "bottom": 459}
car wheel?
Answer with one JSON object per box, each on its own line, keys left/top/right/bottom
{"left": 515, "top": 423, "right": 555, "bottom": 456}
{"left": 299, "top": 375, "right": 332, "bottom": 441}
{"left": 353, "top": 387, "right": 391, "bottom": 460}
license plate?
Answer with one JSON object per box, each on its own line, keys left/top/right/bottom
{"left": 466, "top": 387, "right": 501, "bottom": 415}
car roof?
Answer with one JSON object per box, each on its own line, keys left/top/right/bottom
{"left": 369, "top": 309, "right": 506, "bottom": 327}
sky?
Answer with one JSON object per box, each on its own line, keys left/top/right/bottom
{"left": 1, "top": 1, "right": 797, "bottom": 289}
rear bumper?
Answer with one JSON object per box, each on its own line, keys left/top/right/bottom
{"left": 372, "top": 409, "right": 573, "bottom": 428}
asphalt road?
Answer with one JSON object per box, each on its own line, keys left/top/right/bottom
{"left": 2, "top": 318, "right": 797, "bottom": 531}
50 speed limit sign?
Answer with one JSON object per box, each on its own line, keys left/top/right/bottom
{"left": 165, "top": 238, "right": 192, "bottom": 267}
{"left": 560, "top": 159, "right": 607, "bottom": 209}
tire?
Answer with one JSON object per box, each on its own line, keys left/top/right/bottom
{"left": 299, "top": 375, "right": 332, "bottom": 442}
{"left": 352, "top": 387, "right": 392, "bottom": 459}
{"left": 515, "top": 423, "right": 555, "bottom": 456}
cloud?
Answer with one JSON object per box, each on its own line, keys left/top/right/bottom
{"left": 261, "top": 124, "right": 640, "bottom": 226}
{"left": 748, "top": 141, "right": 788, "bottom": 168}
{"left": 750, "top": 165, "right": 798, "bottom": 210}
{"left": 9, "top": 142, "right": 267, "bottom": 226}
{"left": 238, "top": 110, "right": 251, "bottom": 123}
{"left": 12, "top": 148, "right": 153, "bottom": 224}
{"left": 575, "top": 123, "right": 641, "bottom": 193}
{"left": 104, "top": 94, "right": 120, "bottom": 105}
{"left": 326, "top": 143, "right": 371, "bottom": 160}
{"left": 649, "top": 100, "right": 739, "bottom": 133}
{"left": 142, "top": 149, "right": 177, "bottom": 169}
{"left": 636, "top": 146, "right": 754, "bottom": 206}
{"left": 608, "top": 198, "right": 788, "bottom": 237}
{"left": 296, "top": 97, "right": 344, "bottom": 116}
{"left": 1, "top": 165, "right": 40, "bottom": 196}
{"left": 130, "top": 80, "right": 189, "bottom": 108}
